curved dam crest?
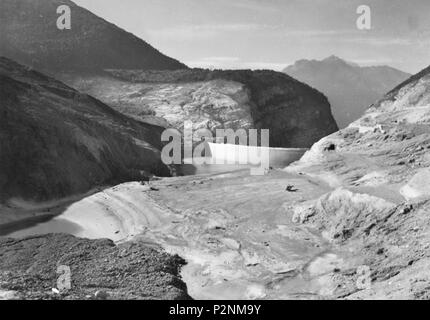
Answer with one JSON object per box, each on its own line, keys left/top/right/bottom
{"left": 206, "top": 142, "right": 308, "bottom": 168}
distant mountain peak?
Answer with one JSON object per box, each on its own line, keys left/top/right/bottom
{"left": 323, "top": 55, "right": 344, "bottom": 62}
{"left": 319, "top": 55, "right": 361, "bottom": 67}
{"left": 283, "top": 56, "right": 411, "bottom": 128}
{"left": 290, "top": 56, "right": 359, "bottom": 70}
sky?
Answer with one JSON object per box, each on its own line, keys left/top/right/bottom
{"left": 73, "top": 0, "right": 430, "bottom": 74}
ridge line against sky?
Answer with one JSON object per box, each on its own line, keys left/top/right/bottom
{"left": 73, "top": 0, "right": 430, "bottom": 73}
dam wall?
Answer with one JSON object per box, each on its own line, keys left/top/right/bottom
{"left": 207, "top": 143, "right": 308, "bottom": 168}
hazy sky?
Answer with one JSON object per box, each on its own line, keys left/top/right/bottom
{"left": 74, "top": 0, "right": 430, "bottom": 73}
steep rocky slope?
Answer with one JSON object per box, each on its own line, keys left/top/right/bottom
{"left": 62, "top": 69, "right": 339, "bottom": 148}
{"left": 0, "top": 0, "right": 186, "bottom": 73}
{"left": 0, "top": 234, "right": 190, "bottom": 300}
{"left": 284, "top": 56, "right": 410, "bottom": 128}
{"left": 0, "top": 57, "right": 169, "bottom": 202}
{"left": 286, "top": 64, "right": 430, "bottom": 299}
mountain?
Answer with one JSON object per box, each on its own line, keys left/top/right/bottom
{"left": 287, "top": 64, "right": 430, "bottom": 299}
{"left": 61, "top": 68, "right": 339, "bottom": 149}
{"left": 0, "top": 0, "right": 338, "bottom": 149}
{"left": 0, "top": 0, "right": 187, "bottom": 73}
{"left": 283, "top": 55, "right": 411, "bottom": 128}
{"left": 0, "top": 57, "right": 169, "bottom": 202}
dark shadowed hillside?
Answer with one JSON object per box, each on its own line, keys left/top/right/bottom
{"left": 0, "top": 57, "right": 169, "bottom": 202}
{"left": 284, "top": 56, "right": 410, "bottom": 128}
{"left": 0, "top": 0, "right": 187, "bottom": 73}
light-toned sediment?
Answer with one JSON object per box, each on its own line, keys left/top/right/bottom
{"left": 3, "top": 170, "right": 344, "bottom": 300}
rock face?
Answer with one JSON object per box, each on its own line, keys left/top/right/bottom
{"left": 0, "top": 57, "right": 169, "bottom": 202}
{"left": 63, "top": 69, "right": 339, "bottom": 148}
{"left": 287, "top": 64, "right": 430, "bottom": 299}
{"left": 0, "top": 234, "right": 191, "bottom": 300}
{"left": 284, "top": 56, "right": 410, "bottom": 128}
{"left": 0, "top": 0, "right": 187, "bottom": 73}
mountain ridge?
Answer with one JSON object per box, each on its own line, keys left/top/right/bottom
{"left": 0, "top": 0, "right": 187, "bottom": 73}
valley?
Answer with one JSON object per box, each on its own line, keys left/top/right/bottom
{"left": 1, "top": 0, "right": 430, "bottom": 302}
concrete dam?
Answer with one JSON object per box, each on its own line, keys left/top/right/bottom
{"left": 179, "top": 143, "right": 308, "bottom": 175}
